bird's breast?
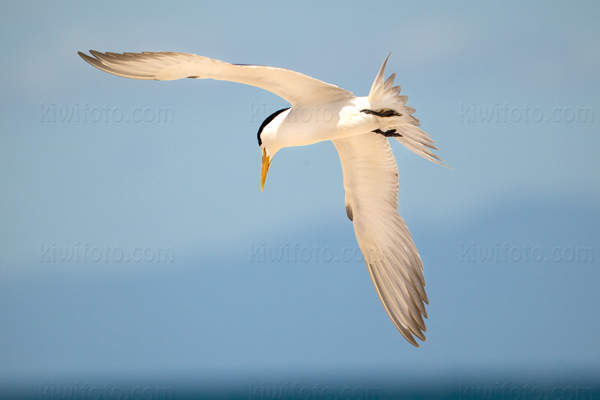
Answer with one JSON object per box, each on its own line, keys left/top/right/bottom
{"left": 277, "top": 99, "right": 378, "bottom": 148}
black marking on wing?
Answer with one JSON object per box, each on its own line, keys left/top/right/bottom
{"left": 257, "top": 107, "right": 290, "bottom": 146}
{"left": 373, "top": 128, "right": 403, "bottom": 138}
{"left": 360, "top": 109, "right": 402, "bottom": 117}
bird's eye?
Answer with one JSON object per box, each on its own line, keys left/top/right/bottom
{"left": 256, "top": 107, "right": 290, "bottom": 146}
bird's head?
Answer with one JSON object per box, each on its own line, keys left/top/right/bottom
{"left": 257, "top": 107, "right": 290, "bottom": 191}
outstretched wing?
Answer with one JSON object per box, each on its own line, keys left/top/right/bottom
{"left": 333, "top": 132, "right": 428, "bottom": 346}
{"left": 78, "top": 50, "right": 354, "bottom": 107}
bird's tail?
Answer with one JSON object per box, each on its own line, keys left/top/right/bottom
{"left": 368, "top": 54, "right": 445, "bottom": 166}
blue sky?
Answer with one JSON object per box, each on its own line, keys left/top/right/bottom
{"left": 1, "top": 0, "right": 599, "bottom": 397}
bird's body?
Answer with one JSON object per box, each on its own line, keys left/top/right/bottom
{"left": 79, "top": 50, "right": 444, "bottom": 347}
{"left": 261, "top": 98, "right": 377, "bottom": 150}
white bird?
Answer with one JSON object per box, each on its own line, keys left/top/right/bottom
{"left": 78, "top": 50, "right": 444, "bottom": 347}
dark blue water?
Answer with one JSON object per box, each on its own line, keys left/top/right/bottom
{"left": 3, "top": 375, "right": 600, "bottom": 400}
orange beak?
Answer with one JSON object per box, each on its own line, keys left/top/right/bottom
{"left": 261, "top": 148, "right": 272, "bottom": 192}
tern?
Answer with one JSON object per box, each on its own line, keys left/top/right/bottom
{"left": 78, "top": 50, "right": 444, "bottom": 347}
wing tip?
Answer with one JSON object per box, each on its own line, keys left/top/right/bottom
{"left": 345, "top": 203, "right": 354, "bottom": 221}
{"left": 402, "top": 331, "right": 425, "bottom": 348}
{"left": 77, "top": 50, "right": 103, "bottom": 69}
{"left": 405, "top": 330, "right": 427, "bottom": 347}
{"left": 77, "top": 50, "right": 93, "bottom": 61}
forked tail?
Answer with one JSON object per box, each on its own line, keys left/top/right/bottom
{"left": 368, "top": 54, "right": 446, "bottom": 167}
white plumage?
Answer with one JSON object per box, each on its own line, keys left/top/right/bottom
{"left": 79, "top": 50, "right": 444, "bottom": 346}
